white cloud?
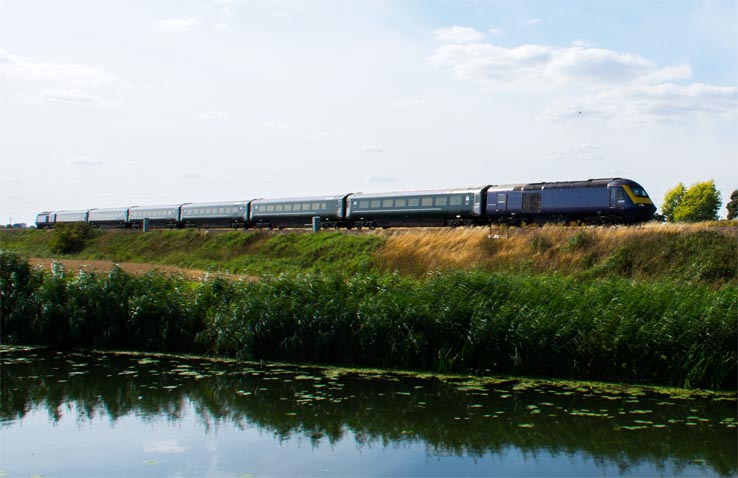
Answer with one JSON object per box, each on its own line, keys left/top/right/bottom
{"left": 525, "top": 18, "right": 542, "bottom": 25}
{"left": 429, "top": 39, "right": 735, "bottom": 123}
{"left": 0, "top": 48, "right": 119, "bottom": 87}
{"left": 261, "top": 120, "right": 295, "bottom": 131}
{"left": 393, "top": 98, "right": 428, "bottom": 108}
{"left": 433, "top": 26, "right": 484, "bottom": 44}
{"left": 369, "top": 174, "right": 396, "bottom": 183}
{"left": 196, "top": 111, "right": 226, "bottom": 120}
{"left": 16, "top": 89, "right": 108, "bottom": 107}
{"left": 158, "top": 18, "right": 200, "bottom": 31}
{"left": 363, "top": 146, "right": 383, "bottom": 155}
{"left": 67, "top": 156, "right": 103, "bottom": 167}
{"left": 548, "top": 143, "right": 609, "bottom": 163}
{"left": 540, "top": 83, "right": 738, "bottom": 122}
{"left": 429, "top": 43, "right": 687, "bottom": 90}
{"left": 302, "top": 131, "right": 340, "bottom": 141}
{"left": 488, "top": 28, "right": 503, "bottom": 37}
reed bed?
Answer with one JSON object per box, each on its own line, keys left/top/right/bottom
{"left": 3, "top": 251, "right": 735, "bottom": 390}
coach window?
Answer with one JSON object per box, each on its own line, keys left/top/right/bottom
{"left": 383, "top": 199, "right": 393, "bottom": 208}
{"left": 408, "top": 198, "right": 419, "bottom": 207}
{"left": 283, "top": 204, "right": 291, "bottom": 212}
{"left": 275, "top": 205, "right": 283, "bottom": 212}
{"left": 450, "top": 195, "right": 462, "bottom": 206}
{"left": 371, "top": 200, "right": 381, "bottom": 208}
{"left": 421, "top": 197, "right": 433, "bottom": 207}
{"left": 360, "top": 200, "right": 369, "bottom": 208}
{"left": 497, "top": 193, "right": 507, "bottom": 204}
{"left": 395, "top": 199, "right": 406, "bottom": 208}
{"left": 321, "top": 203, "right": 327, "bottom": 210}
{"left": 312, "top": 203, "right": 320, "bottom": 210}
{"left": 435, "top": 197, "right": 448, "bottom": 206}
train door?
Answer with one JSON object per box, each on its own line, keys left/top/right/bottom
{"left": 609, "top": 187, "right": 626, "bottom": 210}
{"left": 496, "top": 193, "right": 507, "bottom": 212}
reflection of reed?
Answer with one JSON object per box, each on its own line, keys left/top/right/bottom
{"left": 1, "top": 350, "right": 735, "bottom": 477}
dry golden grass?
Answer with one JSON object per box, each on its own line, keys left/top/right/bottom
{"left": 373, "top": 222, "right": 738, "bottom": 277}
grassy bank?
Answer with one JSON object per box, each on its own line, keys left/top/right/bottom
{"left": 2, "top": 223, "right": 735, "bottom": 283}
{"left": 2, "top": 251, "right": 735, "bottom": 390}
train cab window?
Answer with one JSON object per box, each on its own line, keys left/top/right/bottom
{"left": 383, "top": 199, "right": 394, "bottom": 208}
{"left": 610, "top": 187, "right": 626, "bottom": 203}
{"left": 631, "top": 187, "right": 649, "bottom": 197}
{"left": 421, "top": 197, "right": 433, "bottom": 207}
{"left": 435, "top": 196, "right": 448, "bottom": 206}
{"left": 450, "top": 195, "right": 462, "bottom": 206}
{"left": 408, "top": 198, "right": 420, "bottom": 207}
{"left": 395, "top": 199, "right": 406, "bottom": 208}
{"left": 371, "top": 200, "right": 381, "bottom": 208}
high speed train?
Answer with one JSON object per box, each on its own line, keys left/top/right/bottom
{"left": 35, "top": 178, "right": 656, "bottom": 230}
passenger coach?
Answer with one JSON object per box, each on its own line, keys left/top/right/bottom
{"left": 250, "top": 195, "right": 349, "bottom": 229}
{"left": 346, "top": 187, "right": 487, "bottom": 229}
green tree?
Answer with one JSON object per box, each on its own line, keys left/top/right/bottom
{"left": 727, "top": 189, "right": 738, "bottom": 220}
{"left": 672, "top": 180, "right": 722, "bottom": 222}
{"left": 661, "top": 182, "right": 685, "bottom": 222}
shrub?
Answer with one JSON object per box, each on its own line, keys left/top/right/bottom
{"left": 49, "top": 223, "right": 94, "bottom": 254}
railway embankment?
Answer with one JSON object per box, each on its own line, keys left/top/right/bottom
{"left": 1, "top": 223, "right": 736, "bottom": 390}
{"left": 2, "top": 222, "right": 736, "bottom": 283}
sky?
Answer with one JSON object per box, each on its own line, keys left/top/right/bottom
{"left": 1, "top": 0, "right": 736, "bottom": 225}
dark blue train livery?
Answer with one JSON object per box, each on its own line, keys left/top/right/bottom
{"left": 486, "top": 178, "right": 655, "bottom": 225}
{"left": 35, "top": 177, "right": 656, "bottom": 230}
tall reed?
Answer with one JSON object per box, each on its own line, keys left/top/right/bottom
{"left": 2, "top": 251, "right": 735, "bottom": 389}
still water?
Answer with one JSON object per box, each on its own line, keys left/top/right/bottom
{"left": 1, "top": 348, "right": 735, "bottom": 477}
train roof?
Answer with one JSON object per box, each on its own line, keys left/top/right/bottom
{"left": 182, "top": 200, "right": 251, "bottom": 208}
{"left": 88, "top": 206, "right": 130, "bottom": 213}
{"left": 487, "top": 178, "right": 623, "bottom": 192}
{"left": 54, "top": 209, "right": 93, "bottom": 214}
{"left": 128, "top": 204, "right": 184, "bottom": 211}
{"left": 348, "top": 186, "right": 487, "bottom": 199}
{"left": 251, "top": 194, "right": 348, "bottom": 204}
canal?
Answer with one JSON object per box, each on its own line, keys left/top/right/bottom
{"left": 1, "top": 347, "right": 735, "bottom": 477}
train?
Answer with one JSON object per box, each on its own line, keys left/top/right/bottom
{"left": 34, "top": 178, "right": 657, "bottom": 230}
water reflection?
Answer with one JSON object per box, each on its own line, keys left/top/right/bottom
{"left": 1, "top": 348, "right": 735, "bottom": 477}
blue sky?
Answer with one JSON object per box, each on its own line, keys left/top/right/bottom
{"left": 1, "top": 0, "right": 736, "bottom": 225}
